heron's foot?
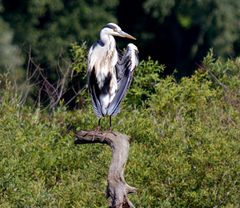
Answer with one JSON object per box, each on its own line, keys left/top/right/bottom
{"left": 96, "top": 125, "right": 101, "bottom": 132}
{"left": 88, "top": 126, "right": 101, "bottom": 134}
{"left": 83, "top": 126, "right": 102, "bottom": 140}
{"left": 107, "top": 127, "right": 117, "bottom": 136}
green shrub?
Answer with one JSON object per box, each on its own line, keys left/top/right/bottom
{"left": 0, "top": 54, "right": 239, "bottom": 207}
{"left": 126, "top": 58, "right": 164, "bottom": 107}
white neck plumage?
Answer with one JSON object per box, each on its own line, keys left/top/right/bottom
{"left": 100, "top": 31, "right": 116, "bottom": 47}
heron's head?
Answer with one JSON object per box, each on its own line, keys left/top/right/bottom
{"left": 101, "top": 23, "right": 136, "bottom": 40}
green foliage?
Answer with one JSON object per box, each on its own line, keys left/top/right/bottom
{"left": 70, "top": 43, "right": 87, "bottom": 74}
{"left": 144, "top": 0, "right": 176, "bottom": 22}
{"left": 182, "top": 0, "right": 240, "bottom": 57}
{"left": 140, "top": 58, "right": 240, "bottom": 207}
{"left": 0, "top": 17, "right": 24, "bottom": 80}
{"left": 1, "top": 0, "right": 240, "bottom": 82}
{"left": 1, "top": 0, "right": 118, "bottom": 68}
{"left": 69, "top": 43, "right": 89, "bottom": 106}
{"left": 203, "top": 49, "right": 240, "bottom": 89}
{"left": 142, "top": 0, "right": 240, "bottom": 61}
{"left": 0, "top": 56, "right": 240, "bottom": 207}
{"left": 0, "top": 92, "right": 108, "bottom": 207}
{"left": 126, "top": 58, "right": 164, "bottom": 106}
{"left": 201, "top": 50, "right": 240, "bottom": 118}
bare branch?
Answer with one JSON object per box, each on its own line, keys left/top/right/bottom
{"left": 198, "top": 64, "right": 228, "bottom": 91}
{"left": 75, "top": 131, "right": 137, "bottom": 208}
{"left": 18, "top": 49, "right": 85, "bottom": 110}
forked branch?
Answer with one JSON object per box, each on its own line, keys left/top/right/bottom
{"left": 75, "top": 130, "right": 137, "bottom": 208}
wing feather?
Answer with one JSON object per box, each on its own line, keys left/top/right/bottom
{"left": 88, "top": 68, "right": 103, "bottom": 118}
{"left": 107, "top": 44, "right": 139, "bottom": 116}
{"left": 87, "top": 44, "right": 104, "bottom": 118}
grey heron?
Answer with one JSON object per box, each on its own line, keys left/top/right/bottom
{"left": 87, "top": 23, "right": 139, "bottom": 130}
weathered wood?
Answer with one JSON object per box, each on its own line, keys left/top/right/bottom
{"left": 75, "top": 130, "right": 137, "bottom": 208}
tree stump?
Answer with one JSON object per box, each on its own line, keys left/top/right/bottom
{"left": 75, "top": 130, "right": 137, "bottom": 208}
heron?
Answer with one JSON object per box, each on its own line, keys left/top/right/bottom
{"left": 87, "top": 23, "right": 139, "bottom": 130}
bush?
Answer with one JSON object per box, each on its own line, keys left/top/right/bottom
{"left": 0, "top": 54, "right": 239, "bottom": 207}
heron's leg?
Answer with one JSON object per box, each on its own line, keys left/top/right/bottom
{"left": 97, "top": 118, "right": 101, "bottom": 131}
{"left": 90, "top": 118, "right": 101, "bottom": 139}
{"left": 108, "top": 116, "right": 116, "bottom": 135}
{"left": 109, "top": 116, "right": 112, "bottom": 130}
{"left": 109, "top": 116, "right": 112, "bottom": 129}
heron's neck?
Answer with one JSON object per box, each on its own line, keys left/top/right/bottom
{"left": 100, "top": 33, "right": 116, "bottom": 49}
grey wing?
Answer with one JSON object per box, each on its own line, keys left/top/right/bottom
{"left": 87, "top": 46, "right": 103, "bottom": 118}
{"left": 88, "top": 70, "right": 103, "bottom": 118}
{"left": 107, "top": 44, "right": 139, "bottom": 116}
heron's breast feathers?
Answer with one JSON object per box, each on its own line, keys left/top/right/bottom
{"left": 89, "top": 47, "right": 118, "bottom": 92}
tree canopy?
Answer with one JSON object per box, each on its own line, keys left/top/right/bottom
{"left": 119, "top": 0, "right": 240, "bottom": 75}
{"left": 1, "top": 0, "right": 118, "bottom": 69}
{"left": 1, "top": 0, "right": 240, "bottom": 77}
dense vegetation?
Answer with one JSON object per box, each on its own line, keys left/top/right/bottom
{"left": 0, "top": 50, "right": 239, "bottom": 207}
{"left": 1, "top": 1, "right": 239, "bottom": 207}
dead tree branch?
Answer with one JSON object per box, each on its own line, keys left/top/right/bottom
{"left": 22, "top": 50, "right": 84, "bottom": 110}
{"left": 75, "top": 130, "right": 137, "bottom": 208}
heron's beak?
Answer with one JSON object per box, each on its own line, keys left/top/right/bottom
{"left": 118, "top": 31, "right": 136, "bottom": 40}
